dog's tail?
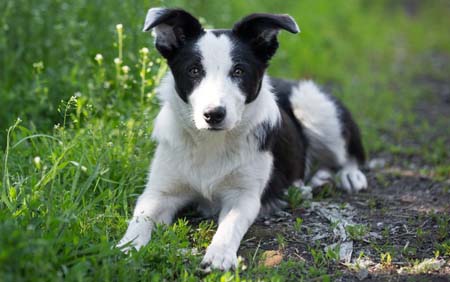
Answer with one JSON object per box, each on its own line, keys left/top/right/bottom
{"left": 288, "top": 80, "right": 365, "bottom": 171}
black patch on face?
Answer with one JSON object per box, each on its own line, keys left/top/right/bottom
{"left": 167, "top": 40, "right": 205, "bottom": 103}
{"left": 229, "top": 35, "right": 267, "bottom": 103}
{"left": 210, "top": 30, "right": 268, "bottom": 104}
{"left": 169, "top": 30, "right": 269, "bottom": 104}
{"left": 145, "top": 10, "right": 298, "bottom": 105}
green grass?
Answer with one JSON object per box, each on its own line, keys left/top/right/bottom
{"left": 1, "top": 1, "right": 449, "bottom": 281}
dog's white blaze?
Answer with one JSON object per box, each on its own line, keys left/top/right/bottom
{"left": 190, "top": 32, "right": 245, "bottom": 130}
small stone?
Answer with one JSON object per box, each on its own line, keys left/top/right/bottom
{"left": 356, "top": 268, "right": 369, "bottom": 280}
{"left": 368, "top": 158, "right": 386, "bottom": 170}
{"left": 299, "top": 185, "right": 313, "bottom": 200}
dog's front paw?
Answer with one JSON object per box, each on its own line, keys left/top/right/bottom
{"left": 116, "top": 218, "right": 152, "bottom": 253}
{"left": 201, "top": 245, "right": 237, "bottom": 271}
{"left": 338, "top": 166, "right": 367, "bottom": 192}
{"left": 116, "top": 235, "right": 148, "bottom": 253}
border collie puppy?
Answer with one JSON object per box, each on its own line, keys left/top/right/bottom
{"left": 117, "top": 8, "right": 367, "bottom": 270}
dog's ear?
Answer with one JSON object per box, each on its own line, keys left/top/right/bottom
{"left": 143, "top": 8, "right": 204, "bottom": 59}
{"left": 233, "top": 13, "right": 299, "bottom": 63}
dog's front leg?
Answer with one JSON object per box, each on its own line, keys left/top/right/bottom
{"left": 117, "top": 189, "right": 190, "bottom": 252}
{"left": 117, "top": 149, "right": 191, "bottom": 252}
{"left": 201, "top": 191, "right": 261, "bottom": 271}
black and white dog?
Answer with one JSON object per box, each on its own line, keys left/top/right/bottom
{"left": 117, "top": 8, "right": 367, "bottom": 270}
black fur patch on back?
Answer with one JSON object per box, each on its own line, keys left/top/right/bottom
{"left": 261, "top": 109, "right": 306, "bottom": 207}
{"left": 258, "top": 78, "right": 308, "bottom": 207}
{"left": 332, "top": 98, "right": 366, "bottom": 165}
{"left": 272, "top": 77, "right": 366, "bottom": 166}
{"left": 270, "top": 78, "right": 307, "bottom": 147}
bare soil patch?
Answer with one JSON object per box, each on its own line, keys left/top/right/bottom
{"left": 239, "top": 52, "right": 450, "bottom": 281}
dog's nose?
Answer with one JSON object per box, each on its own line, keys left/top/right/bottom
{"left": 203, "top": 106, "right": 226, "bottom": 125}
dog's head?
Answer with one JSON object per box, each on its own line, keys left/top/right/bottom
{"left": 144, "top": 8, "right": 299, "bottom": 131}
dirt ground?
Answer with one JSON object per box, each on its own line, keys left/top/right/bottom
{"left": 242, "top": 169, "right": 450, "bottom": 281}
{"left": 239, "top": 53, "right": 450, "bottom": 281}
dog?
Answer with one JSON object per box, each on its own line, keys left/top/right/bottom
{"left": 117, "top": 8, "right": 368, "bottom": 271}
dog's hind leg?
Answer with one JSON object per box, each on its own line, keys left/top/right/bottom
{"left": 309, "top": 168, "right": 334, "bottom": 188}
{"left": 289, "top": 80, "right": 368, "bottom": 192}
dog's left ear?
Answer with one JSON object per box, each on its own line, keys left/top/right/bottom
{"left": 233, "top": 13, "right": 299, "bottom": 63}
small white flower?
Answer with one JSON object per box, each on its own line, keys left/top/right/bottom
{"left": 95, "top": 53, "right": 103, "bottom": 64}
{"left": 116, "top": 24, "right": 123, "bottom": 31}
{"left": 33, "top": 156, "right": 41, "bottom": 165}
{"left": 140, "top": 47, "right": 149, "bottom": 55}
{"left": 114, "top": 58, "right": 122, "bottom": 65}
{"left": 32, "top": 61, "right": 44, "bottom": 71}
{"left": 70, "top": 161, "right": 87, "bottom": 173}
{"left": 121, "top": 65, "right": 130, "bottom": 74}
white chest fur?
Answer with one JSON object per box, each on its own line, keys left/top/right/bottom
{"left": 151, "top": 129, "right": 273, "bottom": 202}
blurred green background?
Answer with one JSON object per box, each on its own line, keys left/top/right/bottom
{"left": 0, "top": 1, "right": 449, "bottom": 281}
{"left": 1, "top": 0, "right": 448, "bottom": 147}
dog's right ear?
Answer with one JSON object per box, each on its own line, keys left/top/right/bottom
{"left": 143, "top": 8, "right": 204, "bottom": 59}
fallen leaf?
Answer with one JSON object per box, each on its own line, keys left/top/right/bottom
{"left": 260, "top": 250, "right": 283, "bottom": 268}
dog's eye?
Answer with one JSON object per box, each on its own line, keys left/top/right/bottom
{"left": 188, "top": 66, "right": 201, "bottom": 78}
{"left": 232, "top": 67, "right": 244, "bottom": 77}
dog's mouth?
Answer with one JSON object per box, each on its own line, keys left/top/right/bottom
{"left": 206, "top": 126, "right": 225, "bottom": 131}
